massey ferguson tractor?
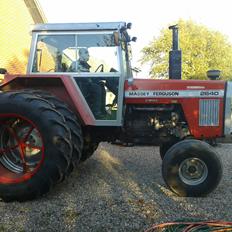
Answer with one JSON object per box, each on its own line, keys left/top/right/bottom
{"left": 0, "top": 22, "right": 231, "bottom": 202}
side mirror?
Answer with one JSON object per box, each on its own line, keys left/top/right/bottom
{"left": 127, "top": 23, "right": 132, "bottom": 29}
{"left": 131, "top": 37, "right": 137, "bottom": 42}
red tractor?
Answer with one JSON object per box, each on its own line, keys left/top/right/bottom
{"left": 0, "top": 22, "right": 229, "bottom": 201}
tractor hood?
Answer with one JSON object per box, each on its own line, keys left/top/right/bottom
{"left": 125, "top": 79, "right": 226, "bottom": 102}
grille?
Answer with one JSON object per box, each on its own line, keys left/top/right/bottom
{"left": 199, "top": 99, "right": 220, "bottom": 126}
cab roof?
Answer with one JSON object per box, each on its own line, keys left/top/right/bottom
{"left": 31, "top": 22, "right": 126, "bottom": 32}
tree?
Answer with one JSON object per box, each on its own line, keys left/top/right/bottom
{"left": 141, "top": 19, "right": 232, "bottom": 80}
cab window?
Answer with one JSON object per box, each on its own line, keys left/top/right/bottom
{"left": 32, "top": 33, "right": 119, "bottom": 73}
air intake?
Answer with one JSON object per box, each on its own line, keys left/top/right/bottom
{"left": 199, "top": 99, "right": 220, "bottom": 126}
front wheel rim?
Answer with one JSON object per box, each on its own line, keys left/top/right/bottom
{"left": 179, "top": 157, "right": 208, "bottom": 186}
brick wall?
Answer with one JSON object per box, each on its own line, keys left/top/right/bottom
{"left": 0, "top": 0, "right": 45, "bottom": 78}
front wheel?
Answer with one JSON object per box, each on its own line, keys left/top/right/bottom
{"left": 159, "top": 140, "right": 179, "bottom": 160}
{"left": 162, "top": 139, "right": 222, "bottom": 197}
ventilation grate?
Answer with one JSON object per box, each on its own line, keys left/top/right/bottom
{"left": 199, "top": 99, "right": 220, "bottom": 126}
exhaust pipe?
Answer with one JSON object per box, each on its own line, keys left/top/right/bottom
{"left": 169, "top": 25, "right": 182, "bottom": 79}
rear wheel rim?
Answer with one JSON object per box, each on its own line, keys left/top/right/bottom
{"left": 178, "top": 157, "right": 208, "bottom": 185}
{"left": 0, "top": 114, "right": 44, "bottom": 183}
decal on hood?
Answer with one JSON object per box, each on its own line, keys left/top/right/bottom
{"left": 125, "top": 90, "right": 224, "bottom": 98}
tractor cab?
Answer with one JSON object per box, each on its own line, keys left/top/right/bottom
{"left": 27, "top": 22, "right": 134, "bottom": 124}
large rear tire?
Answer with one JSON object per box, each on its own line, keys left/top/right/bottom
{"left": 80, "top": 140, "right": 99, "bottom": 162}
{"left": 22, "top": 90, "right": 83, "bottom": 172}
{"left": 0, "top": 91, "right": 72, "bottom": 201}
{"left": 162, "top": 139, "right": 222, "bottom": 197}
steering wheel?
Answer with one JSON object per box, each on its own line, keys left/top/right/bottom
{"left": 46, "top": 68, "right": 55, "bottom": 72}
{"left": 95, "top": 64, "right": 104, "bottom": 72}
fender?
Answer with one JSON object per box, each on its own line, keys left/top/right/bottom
{"left": 0, "top": 74, "right": 95, "bottom": 125}
{"left": 125, "top": 79, "right": 226, "bottom": 139}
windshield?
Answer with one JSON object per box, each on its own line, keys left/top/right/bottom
{"left": 32, "top": 33, "right": 120, "bottom": 73}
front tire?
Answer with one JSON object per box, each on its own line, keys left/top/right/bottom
{"left": 162, "top": 139, "right": 222, "bottom": 197}
{"left": 159, "top": 140, "right": 178, "bottom": 160}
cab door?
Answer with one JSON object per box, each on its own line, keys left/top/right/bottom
{"left": 29, "top": 32, "right": 124, "bottom": 126}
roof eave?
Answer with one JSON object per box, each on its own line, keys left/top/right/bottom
{"left": 24, "top": 0, "right": 47, "bottom": 23}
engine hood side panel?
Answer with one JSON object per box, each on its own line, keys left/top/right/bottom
{"left": 124, "top": 79, "right": 226, "bottom": 138}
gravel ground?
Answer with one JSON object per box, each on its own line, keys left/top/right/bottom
{"left": 0, "top": 142, "right": 232, "bottom": 231}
